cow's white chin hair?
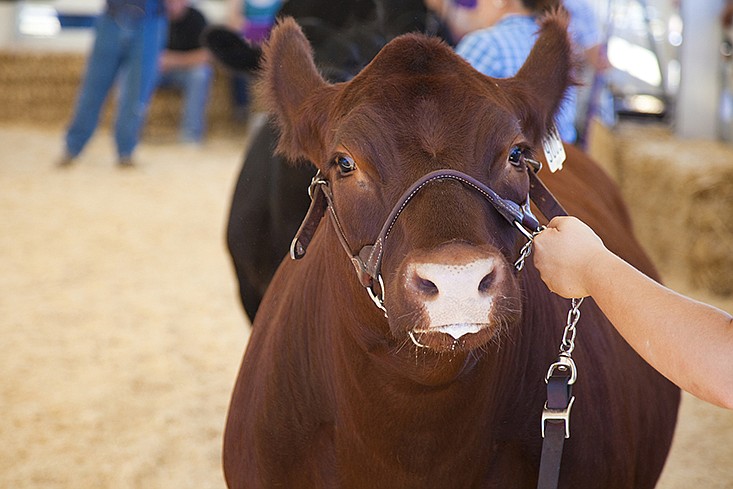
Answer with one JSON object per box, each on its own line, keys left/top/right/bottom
{"left": 409, "top": 323, "right": 489, "bottom": 349}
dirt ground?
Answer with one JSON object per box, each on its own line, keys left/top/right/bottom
{"left": 1, "top": 123, "right": 731, "bottom": 488}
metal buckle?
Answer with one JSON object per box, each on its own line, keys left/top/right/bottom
{"left": 545, "top": 355, "right": 577, "bottom": 385}
{"left": 308, "top": 171, "right": 327, "bottom": 199}
{"left": 526, "top": 157, "right": 543, "bottom": 173}
{"left": 541, "top": 395, "right": 575, "bottom": 438}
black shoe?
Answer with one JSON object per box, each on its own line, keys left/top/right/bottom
{"left": 56, "top": 153, "right": 75, "bottom": 167}
{"left": 118, "top": 157, "right": 135, "bottom": 168}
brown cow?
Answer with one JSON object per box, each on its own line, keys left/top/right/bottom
{"left": 223, "top": 11, "right": 680, "bottom": 489}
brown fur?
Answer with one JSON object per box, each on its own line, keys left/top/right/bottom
{"left": 224, "top": 13, "right": 679, "bottom": 488}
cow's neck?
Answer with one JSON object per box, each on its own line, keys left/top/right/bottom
{"left": 307, "top": 236, "right": 546, "bottom": 476}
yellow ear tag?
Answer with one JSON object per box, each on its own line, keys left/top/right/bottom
{"left": 542, "top": 123, "right": 566, "bottom": 173}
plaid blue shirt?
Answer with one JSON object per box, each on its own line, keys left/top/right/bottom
{"left": 564, "top": 0, "right": 601, "bottom": 50}
{"left": 456, "top": 15, "right": 577, "bottom": 143}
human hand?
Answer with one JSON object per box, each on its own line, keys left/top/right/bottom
{"left": 532, "top": 216, "right": 607, "bottom": 298}
{"left": 159, "top": 54, "right": 172, "bottom": 73}
{"left": 227, "top": 14, "right": 245, "bottom": 32}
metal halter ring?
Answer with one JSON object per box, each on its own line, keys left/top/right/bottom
{"left": 367, "top": 274, "right": 387, "bottom": 317}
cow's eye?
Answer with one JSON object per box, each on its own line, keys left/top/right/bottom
{"left": 508, "top": 146, "right": 525, "bottom": 167}
{"left": 336, "top": 155, "right": 357, "bottom": 174}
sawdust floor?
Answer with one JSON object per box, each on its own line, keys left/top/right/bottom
{"left": 1, "top": 123, "right": 731, "bottom": 488}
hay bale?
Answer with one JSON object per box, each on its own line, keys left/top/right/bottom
{"left": 0, "top": 52, "right": 87, "bottom": 126}
{"left": 0, "top": 50, "right": 246, "bottom": 138}
{"left": 586, "top": 117, "right": 620, "bottom": 181}
{"left": 613, "top": 123, "right": 733, "bottom": 295}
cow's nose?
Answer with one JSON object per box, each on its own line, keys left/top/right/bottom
{"left": 409, "top": 259, "right": 496, "bottom": 300}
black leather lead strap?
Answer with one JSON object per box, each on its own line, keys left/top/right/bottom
{"left": 527, "top": 167, "right": 580, "bottom": 489}
{"left": 537, "top": 364, "right": 575, "bottom": 489}
{"left": 538, "top": 421, "right": 566, "bottom": 489}
{"left": 528, "top": 170, "right": 567, "bottom": 221}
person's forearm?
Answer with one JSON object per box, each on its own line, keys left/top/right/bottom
{"left": 227, "top": 0, "right": 245, "bottom": 29}
{"left": 161, "top": 49, "right": 210, "bottom": 70}
{"left": 588, "top": 251, "right": 733, "bottom": 408}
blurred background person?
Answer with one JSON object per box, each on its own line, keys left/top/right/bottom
{"left": 157, "top": 0, "right": 212, "bottom": 145}
{"left": 563, "top": 0, "right": 612, "bottom": 146}
{"left": 58, "top": 0, "right": 168, "bottom": 168}
{"left": 429, "top": 0, "right": 579, "bottom": 143}
{"left": 425, "top": 0, "right": 608, "bottom": 145}
{"left": 226, "top": 0, "right": 283, "bottom": 121}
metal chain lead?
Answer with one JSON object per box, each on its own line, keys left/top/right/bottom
{"left": 512, "top": 224, "right": 583, "bottom": 357}
{"left": 511, "top": 224, "right": 585, "bottom": 359}
{"left": 559, "top": 297, "right": 583, "bottom": 356}
{"left": 514, "top": 224, "right": 545, "bottom": 271}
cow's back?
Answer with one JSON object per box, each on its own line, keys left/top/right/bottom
{"left": 226, "top": 123, "right": 314, "bottom": 320}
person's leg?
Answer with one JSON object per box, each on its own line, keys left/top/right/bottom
{"left": 179, "top": 65, "right": 213, "bottom": 143}
{"left": 231, "top": 74, "right": 250, "bottom": 121}
{"left": 114, "top": 14, "right": 167, "bottom": 163}
{"left": 63, "top": 14, "right": 123, "bottom": 160}
{"left": 155, "top": 69, "right": 174, "bottom": 90}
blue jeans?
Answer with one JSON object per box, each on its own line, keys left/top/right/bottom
{"left": 157, "top": 64, "right": 213, "bottom": 143}
{"left": 64, "top": 10, "right": 167, "bottom": 159}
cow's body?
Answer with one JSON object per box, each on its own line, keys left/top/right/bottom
{"left": 223, "top": 13, "right": 679, "bottom": 489}
{"left": 225, "top": 121, "right": 314, "bottom": 319}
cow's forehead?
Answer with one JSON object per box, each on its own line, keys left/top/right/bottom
{"left": 331, "top": 65, "right": 522, "bottom": 174}
{"left": 347, "top": 34, "right": 488, "bottom": 100}
{"left": 332, "top": 100, "right": 520, "bottom": 166}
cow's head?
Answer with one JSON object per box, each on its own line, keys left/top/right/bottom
{"left": 259, "top": 13, "right": 573, "bottom": 359}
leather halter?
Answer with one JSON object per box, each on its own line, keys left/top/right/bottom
{"left": 291, "top": 163, "right": 573, "bottom": 489}
{"left": 290, "top": 165, "right": 565, "bottom": 313}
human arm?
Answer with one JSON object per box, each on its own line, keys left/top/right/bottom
{"left": 159, "top": 48, "right": 210, "bottom": 72}
{"left": 532, "top": 216, "right": 733, "bottom": 409}
{"left": 227, "top": 0, "right": 245, "bottom": 31}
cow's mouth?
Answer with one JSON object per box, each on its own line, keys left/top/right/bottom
{"left": 409, "top": 323, "right": 492, "bottom": 351}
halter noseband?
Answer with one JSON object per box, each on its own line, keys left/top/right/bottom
{"left": 290, "top": 164, "right": 563, "bottom": 315}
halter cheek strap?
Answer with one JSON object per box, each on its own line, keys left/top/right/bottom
{"left": 290, "top": 173, "right": 377, "bottom": 287}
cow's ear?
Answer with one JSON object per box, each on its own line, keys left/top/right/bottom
{"left": 256, "top": 17, "right": 332, "bottom": 164}
{"left": 503, "top": 8, "right": 576, "bottom": 145}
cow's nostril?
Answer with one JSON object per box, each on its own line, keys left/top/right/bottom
{"left": 414, "top": 276, "right": 439, "bottom": 296}
{"left": 478, "top": 271, "right": 495, "bottom": 294}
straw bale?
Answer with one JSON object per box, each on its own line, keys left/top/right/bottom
{"left": 586, "top": 117, "right": 620, "bottom": 180}
{"left": 0, "top": 50, "right": 245, "bottom": 137}
{"left": 612, "top": 123, "right": 733, "bottom": 295}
